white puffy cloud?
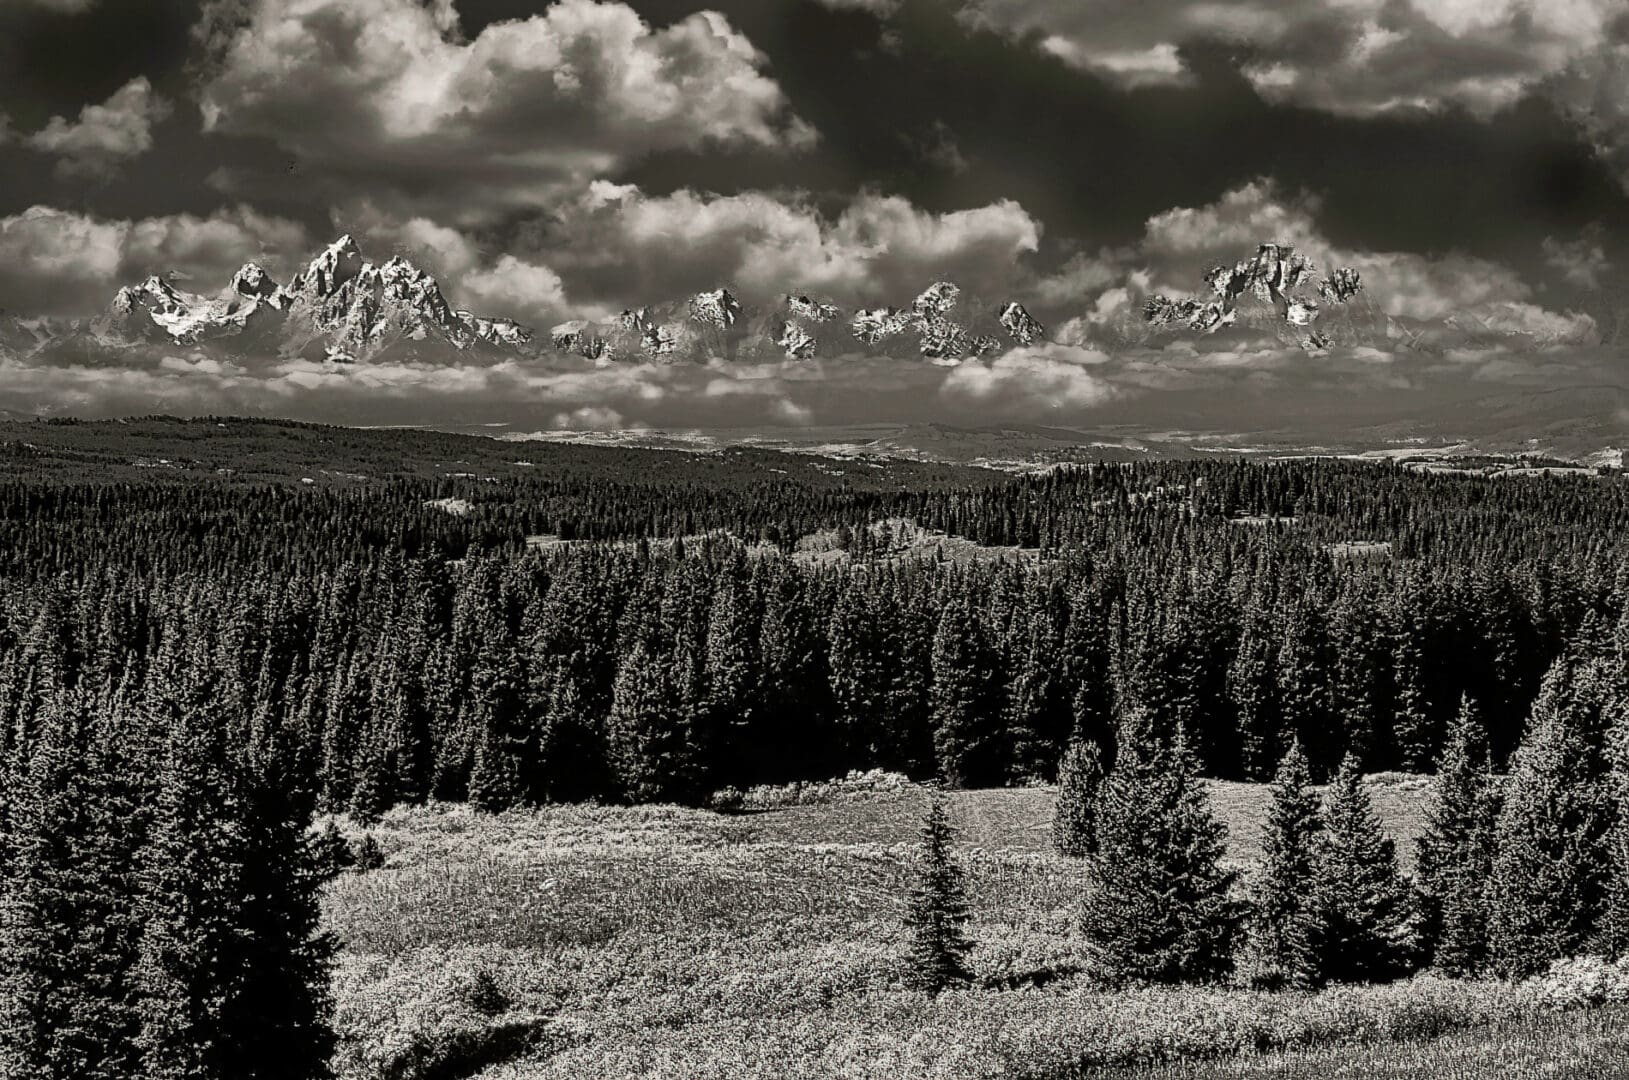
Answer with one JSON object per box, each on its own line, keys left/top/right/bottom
{"left": 1063, "top": 179, "right": 1592, "bottom": 339}
{"left": 21, "top": 77, "right": 171, "bottom": 179}
{"left": 546, "top": 184, "right": 1042, "bottom": 307}
{"left": 961, "top": 0, "right": 1624, "bottom": 124}
{"left": 940, "top": 342, "right": 1119, "bottom": 415}
{"left": 197, "top": 0, "right": 813, "bottom": 222}
{"left": 0, "top": 205, "right": 308, "bottom": 314}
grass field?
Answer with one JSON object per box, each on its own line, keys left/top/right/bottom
{"left": 321, "top": 777, "right": 1625, "bottom": 1080}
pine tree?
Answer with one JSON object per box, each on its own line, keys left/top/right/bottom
{"left": 1247, "top": 742, "right": 1323, "bottom": 989}
{"left": 1599, "top": 698, "right": 1629, "bottom": 958}
{"left": 466, "top": 697, "right": 522, "bottom": 815}
{"left": 1310, "top": 754, "right": 1415, "bottom": 983}
{"left": 904, "top": 795, "right": 973, "bottom": 993}
{"left": 1487, "top": 660, "right": 1615, "bottom": 978}
{"left": 606, "top": 641, "right": 695, "bottom": 804}
{"left": 1415, "top": 695, "right": 1501, "bottom": 975}
{"left": 1081, "top": 709, "right": 1239, "bottom": 985}
{"left": 1051, "top": 738, "right": 1105, "bottom": 857}
{"left": 930, "top": 591, "right": 1003, "bottom": 788}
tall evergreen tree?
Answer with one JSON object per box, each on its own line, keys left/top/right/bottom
{"left": 606, "top": 641, "right": 696, "bottom": 804}
{"left": 1415, "top": 695, "right": 1501, "bottom": 975}
{"left": 903, "top": 795, "right": 973, "bottom": 993}
{"left": 1247, "top": 742, "right": 1323, "bottom": 989}
{"left": 133, "top": 686, "right": 335, "bottom": 1080}
{"left": 1309, "top": 754, "right": 1415, "bottom": 983}
{"left": 1487, "top": 660, "right": 1615, "bottom": 978}
{"left": 1082, "top": 709, "right": 1239, "bottom": 985}
{"left": 0, "top": 689, "right": 144, "bottom": 1080}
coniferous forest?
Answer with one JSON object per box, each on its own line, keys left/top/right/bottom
{"left": 8, "top": 419, "right": 1629, "bottom": 1075}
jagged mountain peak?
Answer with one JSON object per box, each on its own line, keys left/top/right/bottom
{"left": 86, "top": 234, "right": 536, "bottom": 360}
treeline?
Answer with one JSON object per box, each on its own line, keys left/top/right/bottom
{"left": 0, "top": 530, "right": 1618, "bottom": 820}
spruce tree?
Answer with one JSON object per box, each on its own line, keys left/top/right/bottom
{"left": 1310, "top": 755, "right": 1415, "bottom": 983}
{"left": 1599, "top": 699, "right": 1629, "bottom": 958}
{"left": 1051, "top": 737, "right": 1105, "bottom": 857}
{"left": 1487, "top": 660, "right": 1615, "bottom": 978}
{"left": 1415, "top": 695, "right": 1501, "bottom": 975}
{"left": 930, "top": 591, "right": 1003, "bottom": 788}
{"left": 606, "top": 641, "right": 695, "bottom": 804}
{"left": 904, "top": 795, "right": 973, "bottom": 993}
{"left": 1247, "top": 741, "right": 1323, "bottom": 989}
{"left": 1081, "top": 709, "right": 1239, "bottom": 985}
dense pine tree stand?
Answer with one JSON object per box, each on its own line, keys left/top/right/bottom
{"left": 904, "top": 795, "right": 974, "bottom": 993}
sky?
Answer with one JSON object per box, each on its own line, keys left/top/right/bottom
{"left": 1, "top": 0, "right": 1628, "bottom": 433}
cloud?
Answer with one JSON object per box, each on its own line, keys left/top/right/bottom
{"left": 20, "top": 77, "right": 171, "bottom": 179}
{"left": 1543, "top": 44, "right": 1629, "bottom": 192}
{"left": 196, "top": 0, "right": 813, "bottom": 222}
{"left": 544, "top": 184, "right": 1042, "bottom": 307}
{"left": 1059, "top": 179, "right": 1592, "bottom": 338}
{"left": 960, "top": 0, "right": 1624, "bottom": 122}
{"left": 1542, "top": 228, "right": 1613, "bottom": 290}
{"left": 0, "top": 205, "right": 308, "bottom": 314}
{"left": 548, "top": 405, "right": 634, "bottom": 430}
{"left": 940, "top": 342, "right": 1119, "bottom": 415}
{"left": 17, "top": 0, "right": 98, "bottom": 10}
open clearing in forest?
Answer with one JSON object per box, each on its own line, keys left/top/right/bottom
{"left": 315, "top": 775, "right": 1629, "bottom": 1080}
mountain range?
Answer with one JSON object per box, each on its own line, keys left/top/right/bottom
{"left": 0, "top": 235, "right": 1597, "bottom": 368}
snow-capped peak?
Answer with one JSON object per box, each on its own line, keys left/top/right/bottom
{"left": 231, "top": 263, "right": 280, "bottom": 301}
{"left": 689, "top": 288, "right": 743, "bottom": 329}
{"left": 299, "top": 234, "right": 366, "bottom": 298}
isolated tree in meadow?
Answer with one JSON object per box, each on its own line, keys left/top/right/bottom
{"left": 1082, "top": 709, "right": 1239, "bottom": 985}
{"left": 1415, "top": 696, "right": 1502, "bottom": 975}
{"left": 904, "top": 794, "right": 973, "bottom": 993}
{"left": 1309, "top": 754, "right": 1415, "bottom": 983}
{"left": 1247, "top": 741, "right": 1323, "bottom": 988}
{"left": 1051, "top": 737, "right": 1105, "bottom": 857}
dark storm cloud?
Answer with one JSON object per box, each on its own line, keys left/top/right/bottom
{"left": 597, "top": 0, "right": 1629, "bottom": 281}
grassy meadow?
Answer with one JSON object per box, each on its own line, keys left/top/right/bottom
{"left": 321, "top": 775, "right": 1627, "bottom": 1079}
